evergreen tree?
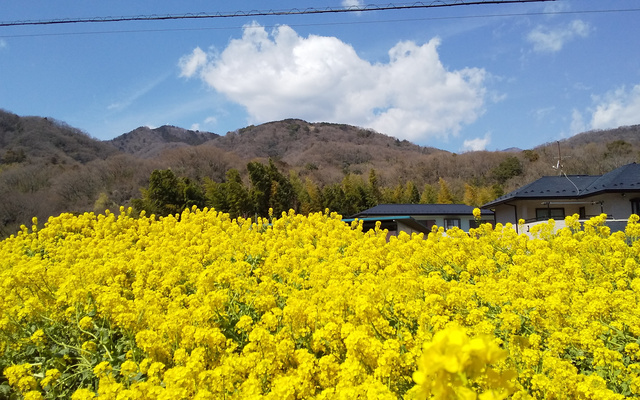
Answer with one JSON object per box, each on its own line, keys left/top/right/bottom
{"left": 366, "top": 169, "right": 382, "bottom": 207}
{"left": 420, "top": 183, "right": 437, "bottom": 204}
{"left": 341, "top": 174, "right": 369, "bottom": 216}
{"left": 437, "top": 178, "right": 454, "bottom": 204}
{"left": 133, "top": 169, "right": 204, "bottom": 217}
{"left": 305, "top": 178, "right": 324, "bottom": 213}
{"left": 384, "top": 183, "right": 405, "bottom": 204}
{"left": 288, "top": 170, "right": 307, "bottom": 214}
{"left": 205, "top": 179, "right": 229, "bottom": 213}
{"left": 182, "top": 177, "right": 207, "bottom": 210}
{"left": 323, "top": 183, "right": 347, "bottom": 216}
{"left": 247, "top": 159, "right": 297, "bottom": 217}
{"left": 247, "top": 161, "right": 272, "bottom": 217}
{"left": 405, "top": 181, "right": 420, "bottom": 204}
{"left": 462, "top": 183, "right": 495, "bottom": 207}
{"left": 492, "top": 183, "right": 504, "bottom": 199}
{"left": 267, "top": 159, "right": 296, "bottom": 216}
{"left": 225, "top": 169, "right": 251, "bottom": 219}
{"left": 477, "top": 186, "right": 497, "bottom": 207}
{"left": 492, "top": 156, "right": 523, "bottom": 184}
{"left": 463, "top": 183, "right": 478, "bottom": 206}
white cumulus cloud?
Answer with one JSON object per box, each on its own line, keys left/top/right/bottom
{"left": 590, "top": 84, "right": 640, "bottom": 129}
{"left": 342, "top": 0, "right": 364, "bottom": 9}
{"left": 462, "top": 133, "right": 491, "bottom": 152}
{"left": 178, "top": 23, "right": 487, "bottom": 143}
{"left": 527, "top": 19, "right": 590, "bottom": 53}
{"left": 179, "top": 47, "right": 207, "bottom": 78}
{"left": 569, "top": 109, "right": 587, "bottom": 135}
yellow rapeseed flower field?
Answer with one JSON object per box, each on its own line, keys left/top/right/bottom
{"left": 2, "top": 207, "right": 640, "bottom": 399}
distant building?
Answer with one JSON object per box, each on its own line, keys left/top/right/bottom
{"left": 482, "top": 162, "right": 640, "bottom": 233}
{"left": 346, "top": 204, "right": 494, "bottom": 237}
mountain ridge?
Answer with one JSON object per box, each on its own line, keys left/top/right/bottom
{"left": 107, "top": 125, "right": 220, "bottom": 158}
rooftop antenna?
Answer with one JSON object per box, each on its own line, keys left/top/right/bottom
{"left": 552, "top": 140, "right": 580, "bottom": 195}
{"left": 551, "top": 141, "right": 563, "bottom": 175}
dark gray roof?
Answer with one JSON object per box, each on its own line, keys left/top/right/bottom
{"left": 586, "top": 163, "right": 640, "bottom": 192}
{"left": 351, "top": 204, "right": 493, "bottom": 218}
{"left": 483, "top": 163, "right": 640, "bottom": 207}
{"left": 482, "top": 175, "right": 599, "bottom": 206}
{"left": 342, "top": 216, "right": 431, "bottom": 234}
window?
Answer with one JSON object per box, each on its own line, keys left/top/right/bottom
{"left": 536, "top": 208, "right": 565, "bottom": 221}
{"left": 632, "top": 198, "right": 640, "bottom": 215}
{"left": 579, "top": 206, "right": 586, "bottom": 219}
{"left": 444, "top": 218, "right": 460, "bottom": 229}
{"left": 423, "top": 220, "right": 437, "bottom": 229}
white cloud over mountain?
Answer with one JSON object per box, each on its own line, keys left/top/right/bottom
{"left": 590, "top": 84, "right": 640, "bottom": 129}
{"left": 570, "top": 84, "right": 640, "bottom": 135}
{"left": 179, "top": 23, "right": 487, "bottom": 143}
{"left": 462, "top": 133, "right": 491, "bottom": 152}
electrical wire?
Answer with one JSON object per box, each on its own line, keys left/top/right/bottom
{"left": 2, "top": 6, "right": 638, "bottom": 39}
{"left": 563, "top": 172, "right": 581, "bottom": 196}
{"left": 0, "top": 0, "right": 553, "bottom": 27}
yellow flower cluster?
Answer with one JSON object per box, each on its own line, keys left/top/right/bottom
{"left": 1, "top": 207, "right": 640, "bottom": 399}
{"left": 413, "top": 326, "right": 515, "bottom": 400}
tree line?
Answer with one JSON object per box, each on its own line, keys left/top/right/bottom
{"left": 132, "top": 159, "right": 503, "bottom": 219}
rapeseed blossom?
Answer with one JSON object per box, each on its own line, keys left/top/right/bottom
{"left": 1, "top": 207, "right": 640, "bottom": 398}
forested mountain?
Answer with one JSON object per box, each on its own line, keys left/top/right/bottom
{"left": 0, "top": 111, "right": 119, "bottom": 164}
{"left": 108, "top": 125, "right": 219, "bottom": 158}
{"left": 1, "top": 108, "right": 639, "bottom": 237}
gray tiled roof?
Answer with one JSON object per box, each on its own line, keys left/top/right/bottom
{"left": 483, "top": 163, "right": 640, "bottom": 207}
{"left": 585, "top": 163, "right": 640, "bottom": 192}
{"left": 351, "top": 203, "right": 493, "bottom": 218}
{"left": 342, "top": 216, "right": 432, "bottom": 234}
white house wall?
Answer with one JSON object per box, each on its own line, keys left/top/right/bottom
{"left": 493, "top": 193, "right": 638, "bottom": 227}
{"left": 599, "top": 193, "right": 637, "bottom": 219}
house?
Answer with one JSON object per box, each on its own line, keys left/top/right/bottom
{"left": 345, "top": 204, "right": 495, "bottom": 237}
{"left": 482, "top": 162, "right": 640, "bottom": 233}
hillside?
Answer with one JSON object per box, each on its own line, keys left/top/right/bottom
{"left": 210, "top": 120, "right": 445, "bottom": 185}
{"left": 106, "top": 119, "right": 448, "bottom": 186}
{"left": 108, "top": 125, "right": 219, "bottom": 158}
{"left": 1, "top": 108, "right": 639, "bottom": 237}
{"left": 209, "top": 119, "right": 437, "bottom": 159}
{"left": 554, "top": 125, "right": 640, "bottom": 148}
{"left": 0, "top": 110, "right": 119, "bottom": 164}
{"left": 532, "top": 124, "right": 640, "bottom": 176}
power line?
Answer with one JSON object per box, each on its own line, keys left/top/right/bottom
{"left": 0, "top": 0, "right": 554, "bottom": 27}
{"left": 2, "top": 6, "right": 638, "bottom": 39}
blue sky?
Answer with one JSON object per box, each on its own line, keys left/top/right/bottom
{"left": 1, "top": 1, "right": 639, "bottom": 153}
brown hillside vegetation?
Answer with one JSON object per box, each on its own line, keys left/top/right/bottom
{"left": 108, "top": 125, "right": 220, "bottom": 159}
{"left": 535, "top": 125, "right": 640, "bottom": 175}
{"left": 208, "top": 119, "right": 444, "bottom": 185}
{"left": 1, "top": 108, "right": 639, "bottom": 237}
{"left": 0, "top": 110, "right": 118, "bottom": 164}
